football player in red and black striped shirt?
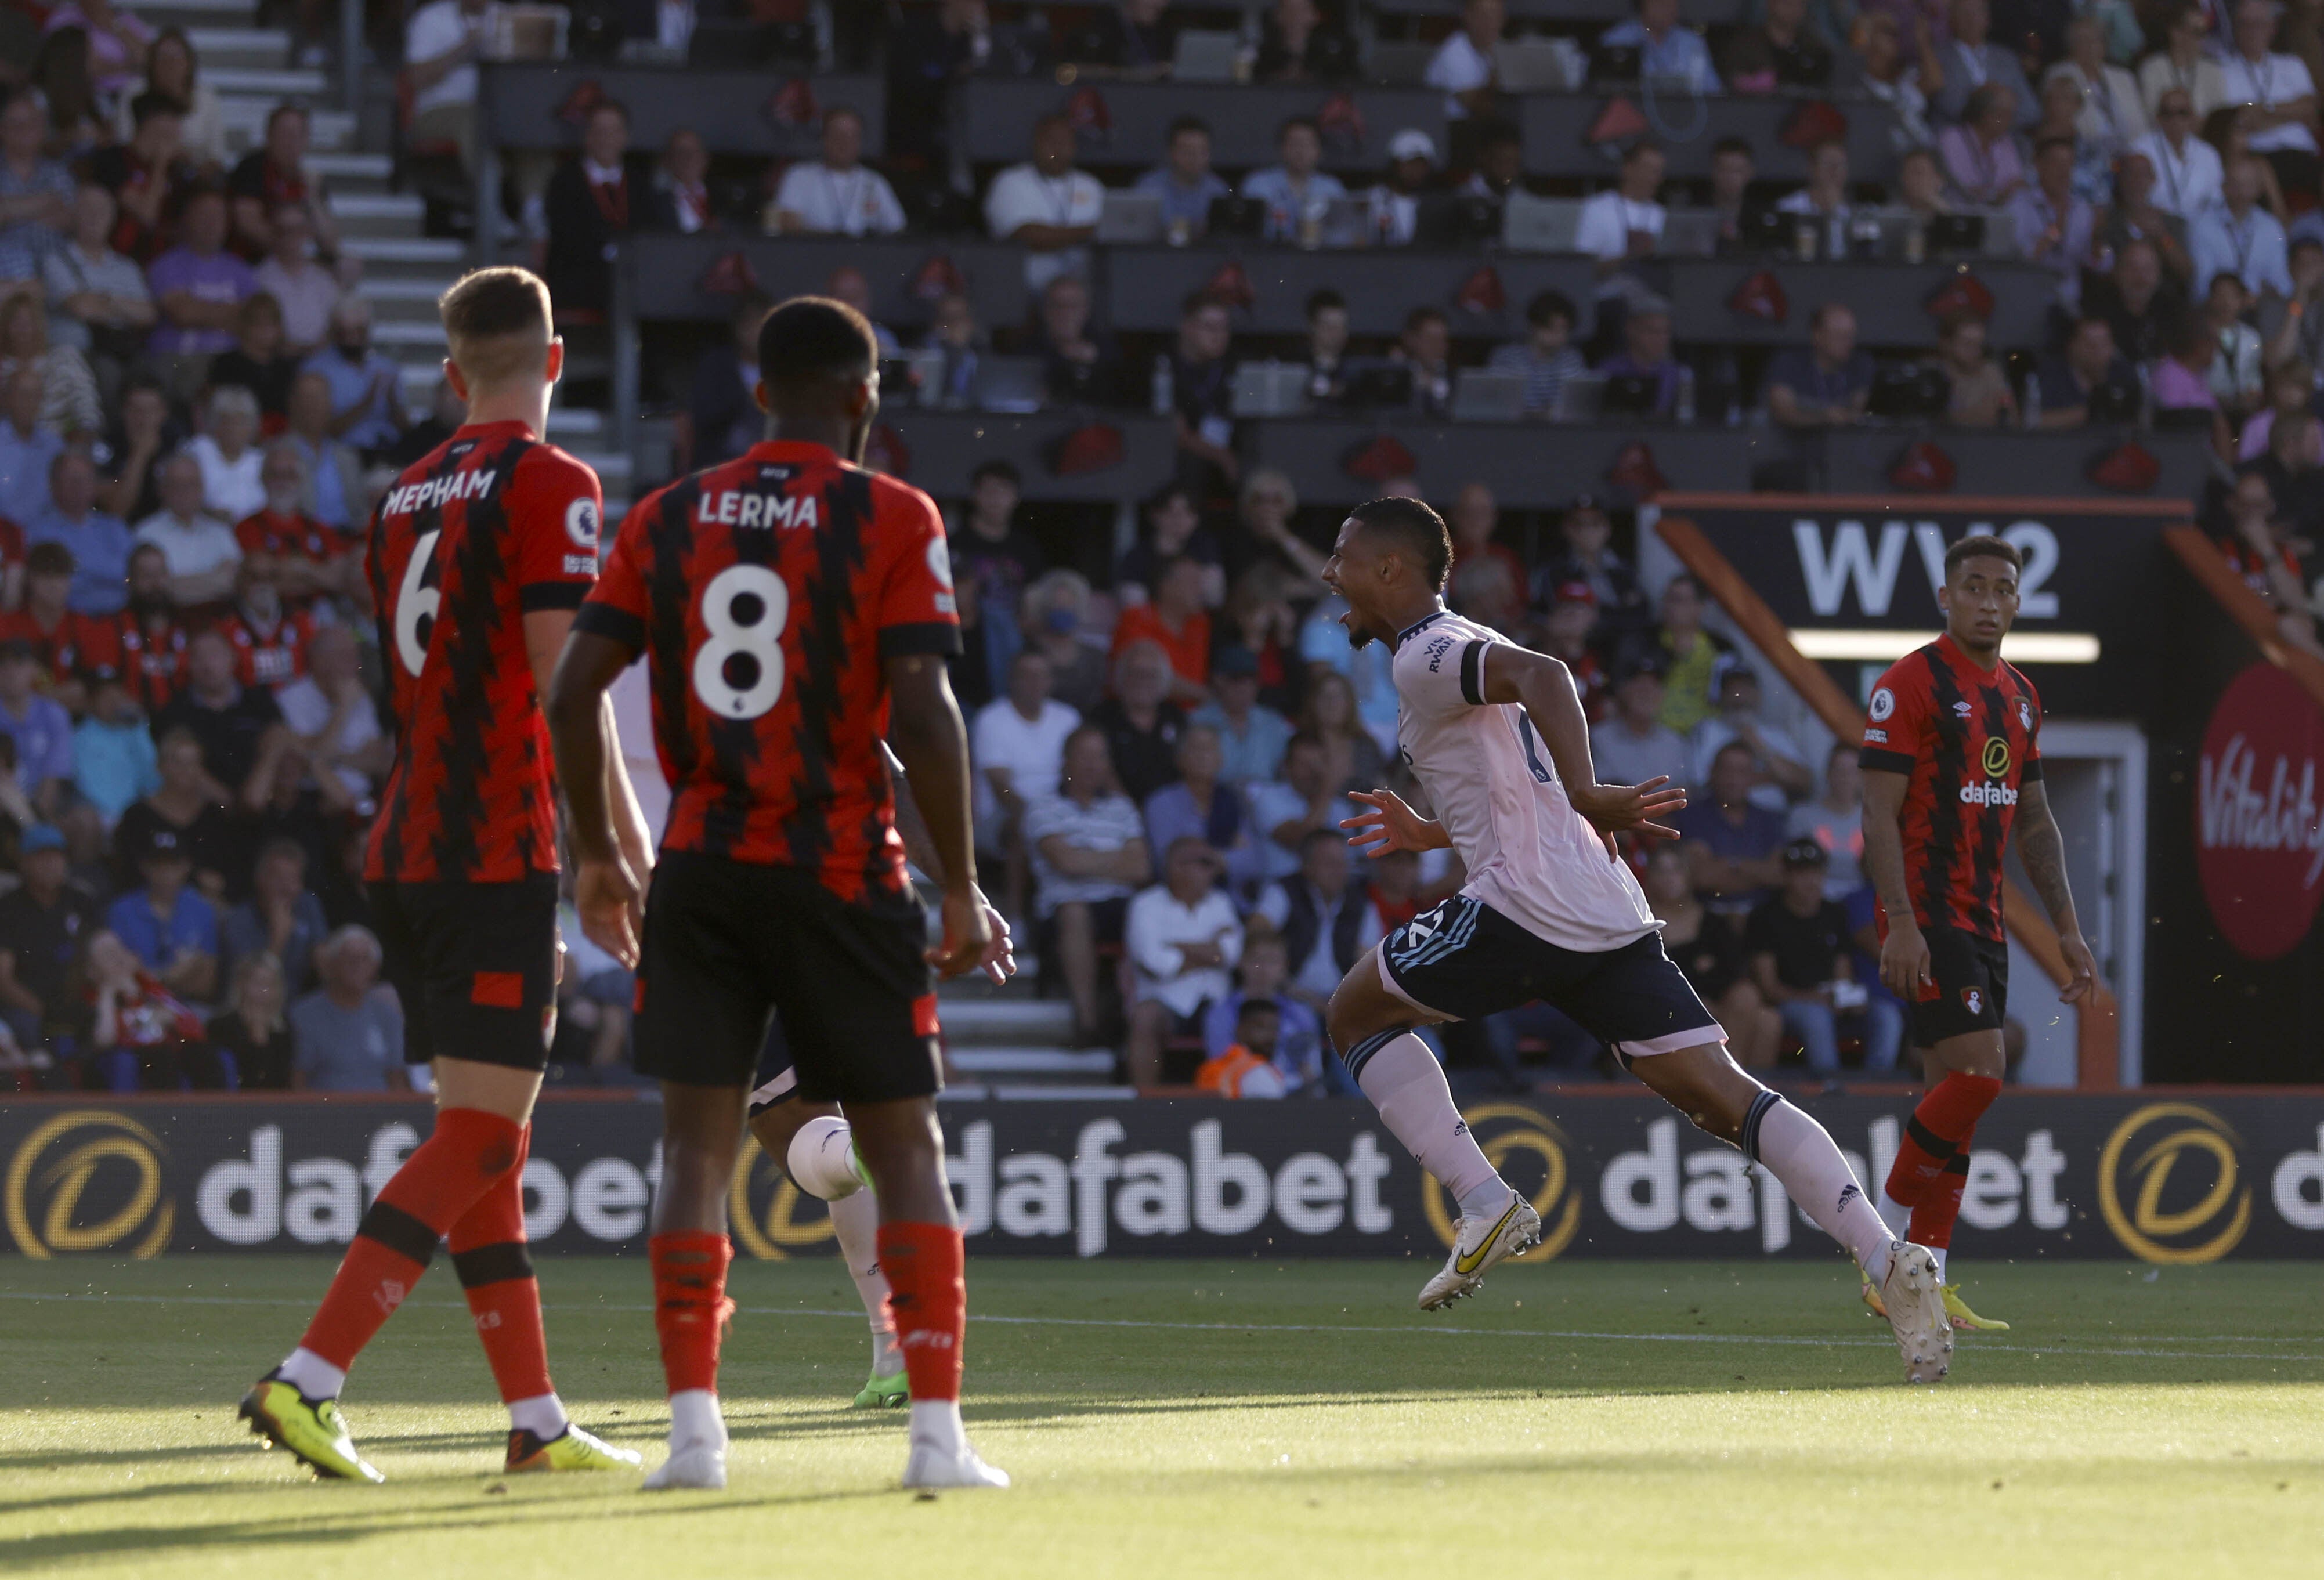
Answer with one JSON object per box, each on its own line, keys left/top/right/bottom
{"left": 241, "top": 268, "right": 648, "bottom": 1484}
{"left": 1860, "top": 534, "right": 2097, "bottom": 1334}
{"left": 550, "top": 295, "right": 1008, "bottom": 1493}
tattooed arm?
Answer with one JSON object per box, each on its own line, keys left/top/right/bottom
{"left": 2015, "top": 779, "right": 2097, "bottom": 1004}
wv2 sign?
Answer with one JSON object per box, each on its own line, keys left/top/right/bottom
{"left": 1792, "top": 518, "right": 2059, "bottom": 619}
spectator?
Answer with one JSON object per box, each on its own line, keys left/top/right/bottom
{"left": 1593, "top": 295, "right": 1684, "bottom": 418}
{"left": 219, "top": 835, "right": 326, "bottom": 996}
{"left": 106, "top": 821, "right": 218, "bottom": 1001}
{"left": 280, "top": 370, "right": 360, "bottom": 529}
{"left": 1689, "top": 666, "right": 1812, "bottom": 812}
{"left": 204, "top": 949, "right": 289, "bottom": 1089}
{"left": 1772, "top": 138, "right": 1855, "bottom": 260}
{"left": 1652, "top": 572, "right": 1730, "bottom": 735}
{"left": 1144, "top": 723, "right": 1266, "bottom": 898}
{"left": 947, "top": 456, "right": 1042, "bottom": 710}
{"left": 0, "top": 824, "right": 97, "bottom": 1052}
{"left": 1133, "top": 115, "right": 1229, "bottom": 243}
{"left": 1705, "top": 134, "right": 1762, "bottom": 253}
{"left": 2029, "top": 73, "right": 2115, "bottom": 208}
{"left": 188, "top": 384, "right": 264, "bottom": 519}
{"left": 2237, "top": 355, "right": 2314, "bottom": 458}
{"left": 2097, "top": 150, "right": 2195, "bottom": 285}
{"left": 0, "top": 639, "right": 70, "bottom": 816}
{"left": 85, "top": 91, "right": 190, "bottom": 266}
{"left": 1249, "top": 731, "right": 1360, "bottom": 894}
{"left": 1027, "top": 724, "right": 1152, "bottom": 1044}
{"left": 884, "top": 0, "right": 1004, "bottom": 173}
{"left": 1456, "top": 120, "right": 1526, "bottom": 206}
{"left": 1255, "top": 824, "right": 1382, "bottom": 1007}
{"left": 1075, "top": 0, "right": 1177, "bottom": 75}
{"left": 1191, "top": 645, "right": 1293, "bottom": 785}
{"left": 1537, "top": 585, "right": 1609, "bottom": 721}
{"left": 133, "top": 449, "right": 238, "bottom": 606}
{"left": 1893, "top": 144, "right": 1953, "bottom": 225}
{"left": 1427, "top": 0, "right": 1505, "bottom": 121}
{"left": 46, "top": 0, "right": 151, "bottom": 102}
{"left": 1195, "top": 998, "right": 1290, "bottom": 1097}
{"left": 771, "top": 103, "right": 906, "bottom": 240}
{"left": 216, "top": 556, "right": 310, "bottom": 690}
{"left": 541, "top": 99, "right": 635, "bottom": 321}
{"left": 919, "top": 290, "right": 982, "bottom": 408}
{"left": 1021, "top": 569, "right": 1108, "bottom": 715}
{"left": 154, "top": 626, "right": 280, "bottom": 801}
{"left": 1027, "top": 272, "right": 1123, "bottom": 409}
{"left": 1302, "top": 668, "right": 1387, "bottom": 796}
{"left": 96, "top": 372, "right": 172, "bottom": 525}
{"left": 971, "top": 648, "right": 1080, "bottom": 913}
{"left": 2007, "top": 137, "right": 2099, "bottom": 310}
{"left": 1091, "top": 639, "right": 1188, "bottom": 804}
{"left": 2206, "top": 272, "right": 2268, "bottom": 417}
{"left": 1537, "top": 494, "right": 1649, "bottom": 639}
{"left": 0, "top": 289, "right": 97, "bottom": 435}
{"left": 1723, "top": 0, "right": 1833, "bottom": 92}
{"left": 2250, "top": 408, "right": 2324, "bottom": 531}
{"left": 86, "top": 926, "right": 223, "bottom": 1089}
{"left": 1935, "top": 0, "right": 2034, "bottom": 126}
{"left": 402, "top": 0, "right": 494, "bottom": 175}
{"left": 2154, "top": 314, "right": 2229, "bottom": 453}
{"left": 1390, "top": 305, "right": 1455, "bottom": 421}
{"left": 1302, "top": 287, "right": 1352, "bottom": 406}
{"left": 1256, "top": 0, "right": 1357, "bottom": 85}
{"left": 2192, "top": 156, "right": 2292, "bottom": 301}
{"left": 644, "top": 127, "right": 715, "bottom": 234}
{"left": 72, "top": 670, "right": 157, "bottom": 827}
{"left": 1220, "top": 561, "right": 1303, "bottom": 715}
{"left": 2215, "top": 468, "right": 2323, "bottom": 653}
{"left": 274, "top": 623, "right": 385, "bottom": 805}
{"left": 2219, "top": 0, "right": 2319, "bottom": 187}
{"left": 1602, "top": 0, "right": 1722, "bottom": 92}
{"left": 227, "top": 103, "right": 335, "bottom": 263}
{"left": 2139, "top": 3, "right": 2227, "bottom": 122}
{"left": 1444, "top": 481, "right": 1525, "bottom": 631}
{"left": 250, "top": 205, "right": 336, "bottom": 355}
{"left": 1747, "top": 839, "right": 1903, "bottom": 1073}
{"left": 1243, "top": 115, "right": 1350, "bottom": 247}
{"left": 1848, "top": 12, "right": 1939, "bottom": 149}
{"left": 0, "top": 364, "right": 60, "bottom": 523}
{"left": 30, "top": 27, "right": 107, "bottom": 156}
{"left": 0, "top": 91, "right": 72, "bottom": 272}
{"left": 147, "top": 186, "right": 255, "bottom": 395}
{"left": 2128, "top": 88, "right": 2221, "bottom": 222}
{"left": 1678, "top": 740, "right": 1790, "bottom": 919}
{"left": 116, "top": 27, "right": 225, "bottom": 165}
{"left": 290, "top": 924, "right": 403, "bottom": 1091}
{"left": 1928, "top": 309, "right": 2018, "bottom": 427}
{"left": 1577, "top": 141, "right": 1668, "bottom": 283}
{"left": 0, "top": 542, "right": 81, "bottom": 682}
{"left": 1646, "top": 841, "right": 1776, "bottom": 1068}
{"left": 1488, "top": 288, "right": 1587, "bottom": 417}
{"left": 1201, "top": 924, "right": 1325, "bottom": 1090}
{"left": 1116, "top": 480, "right": 1222, "bottom": 606}
{"left": 1787, "top": 742, "right": 1867, "bottom": 898}
{"left": 2087, "top": 236, "right": 2186, "bottom": 364}
{"left": 1166, "top": 290, "right": 1238, "bottom": 489}
{"left": 1229, "top": 467, "right": 1326, "bottom": 590}
{"left": 1765, "top": 303, "right": 1873, "bottom": 429}
{"left": 2058, "top": 15, "right": 2148, "bottom": 151}
{"left": 1592, "top": 652, "right": 1692, "bottom": 789}
{"left": 1361, "top": 128, "right": 1437, "bottom": 248}
{"left": 1125, "top": 835, "right": 1244, "bottom": 1084}
{"left": 300, "top": 295, "right": 406, "bottom": 455}
{"left": 1939, "top": 84, "right": 2027, "bottom": 205}
{"left": 984, "top": 113, "right": 1104, "bottom": 298}
{"left": 387, "top": 373, "right": 460, "bottom": 469}
{"left": 1112, "top": 555, "right": 1211, "bottom": 701}
{"left": 205, "top": 294, "right": 300, "bottom": 421}
{"left": 112, "top": 726, "right": 233, "bottom": 896}
{"left": 42, "top": 183, "right": 152, "bottom": 378}
{"left": 676, "top": 292, "right": 767, "bottom": 472}
{"left": 27, "top": 450, "right": 131, "bottom": 615}
{"left": 1298, "top": 596, "right": 1401, "bottom": 755}
{"left": 238, "top": 439, "right": 351, "bottom": 605}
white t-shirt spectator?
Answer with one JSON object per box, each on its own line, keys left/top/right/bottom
{"left": 1591, "top": 715, "right": 1692, "bottom": 790}
{"left": 1025, "top": 791, "right": 1145, "bottom": 916}
{"left": 406, "top": 1, "right": 503, "bottom": 115}
{"left": 253, "top": 258, "right": 341, "bottom": 350}
{"left": 969, "top": 695, "right": 1080, "bottom": 830}
{"left": 774, "top": 161, "right": 907, "bottom": 237}
{"left": 2219, "top": 51, "right": 2319, "bottom": 153}
{"left": 277, "top": 672, "right": 384, "bottom": 799}
{"left": 1426, "top": 31, "right": 1493, "bottom": 119}
{"left": 187, "top": 436, "right": 266, "bottom": 521}
{"left": 132, "top": 509, "right": 242, "bottom": 579}
{"left": 1574, "top": 189, "right": 1667, "bottom": 262}
{"left": 984, "top": 164, "right": 1105, "bottom": 295}
{"left": 1689, "top": 714, "right": 1810, "bottom": 813}
{"left": 2131, "top": 129, "right": 2225, "bottom": 220}
{"left": 1126, "top": 883, "right": 1244, "bottom": 1018}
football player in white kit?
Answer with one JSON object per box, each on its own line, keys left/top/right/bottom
{"left": 1318, "top": 497, "right": 1952, "bottom": 1384}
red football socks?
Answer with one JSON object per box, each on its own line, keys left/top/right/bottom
{"left": 447, "top": 1123, "right": 552, "bottom": 1405}
{"left": 649, "top": 1231, "right": 734, "bottom": 1396}
{"left": 1882, "top": 1072, "right": 2003, "bottom": 1209}
{"left": 298, "top": 1107, "right": 526, "bottom": 1372}
{"left": 1910, "top": 1149, "right": 1975, "bottom": 1250}
{"left": 878, "top": 1221, "right": 966, "bottom": 1403}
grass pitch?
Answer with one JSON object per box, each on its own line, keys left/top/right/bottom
{"left": 1, "top": 1256, "right": 2318, "bottom": 1579}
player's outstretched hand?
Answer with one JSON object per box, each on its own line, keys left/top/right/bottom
{"left": 574, "top": 854, "right": 645, "bottom": 970}
{"left": 928, "top": 885, "right": 998, "bottom": 981}
{"left": 977, "top": 902, "right": 1017, "bottom": 986}
{"left": 2057, "top": 930, "right": 2098, "bottom": 1004}
{"left": 1879, "top": 919, "right": 1934, "bottom": 1003}
{"left": 1341, "top": 789, "right": 1446, "bottom": 858}
{"left": 1568, "top": 778, "right": 1687, "bottom": 841}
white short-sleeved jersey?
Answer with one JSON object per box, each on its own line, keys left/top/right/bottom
{"left": 1391, "top": 609, "right": 1658, "bottom": 953}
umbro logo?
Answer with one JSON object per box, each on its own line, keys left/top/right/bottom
{"left": 1952, "top": 701, "right": 1973, "bottom": 718}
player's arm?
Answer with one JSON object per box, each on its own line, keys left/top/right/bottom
{"left": 2015, "top": 777, "right": 2097, "bottom": 1003}
{"left": 887, "top": 652, "right": 995, "bottom": 978}
{"left": 1479, "top": 643, "right": 1685, "bottom": 838}
{"left": 545, "top": 623, "right": 648, "bottom": 967}
{"left": 883, "top": 742, "right": 1014, "bottom": 985}
{"left": 1859, "top": 765, "right": 1931, "bottom": 1002}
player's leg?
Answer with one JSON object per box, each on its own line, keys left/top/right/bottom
{"left": 1327, "top": 899, "right": 1542, "bottom": 1310}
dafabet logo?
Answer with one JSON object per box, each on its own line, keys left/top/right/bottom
{"left": 4, "top": 1110, "right": 174, "bottom": 1259}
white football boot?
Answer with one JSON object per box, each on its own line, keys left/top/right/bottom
{"left": 902, "top": 1440, "right": 1011, "bottom": 1490}
{"left": 1418, "top": 1188, "right": 1542, "bottom": 1311}
{"left": 642, "top": 1438, "right": 728, "bottom": 1491}
{"left": 1877, "top": 1241, "right": 1954, "bottom": 1383}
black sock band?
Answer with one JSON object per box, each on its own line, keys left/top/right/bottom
{"left": 1740, "top": 1089, "right": 1783, "bottom": 1165}
{"left": 357, "top": 1201, "right": 442, "bottom": 1267}
{"left": 451, "top": 1241, "right": 534, "bottom": 1289}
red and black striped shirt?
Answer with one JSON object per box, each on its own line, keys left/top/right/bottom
{"left": 363, "top": 421, "right": 602, "bottom": 885}
{"left": 1859, "top": 632, "right": 2043, "bottom": 942}
{"left": 574, "top": 439, "right": 960, "bottom": 901}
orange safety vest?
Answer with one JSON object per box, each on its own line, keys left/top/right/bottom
{"left": 1195, "top": 1044, "right": 1276, "bottom": 1097}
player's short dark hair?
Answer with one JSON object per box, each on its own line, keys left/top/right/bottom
{"left": 2034, "top": 134, "right": 2076, "bottom": 161}
{"left": 1286, "top": 732, "right": 1328, "bottom": 762}
{"left": 757, "top": 294, "right": 879, "bottom": 391}
{"left": 585, "top": 97, "right": 629, "bottom": 126}
{"left": 1181, "top": 288, "right": 1230, "bottom": 319}
{"left": 1474, "top": 118, "right": 1520, "bottom": 151}
{"left": 970, "top": 457, "right": 1020, "bottom": 487}
{"left": 1622, "top": 138, "right": 1664, "bottom": 165}
{"left": 1403, "top": 305, "right": 1448, "bottom": 335}
{"left": 1237, "top": 997, "right": 1281, "bottom": 1026}
{"left": 1166, "top": 114, "right": 1210, "bottom": 143}
{"left": 130, "top": 90, "right": 184, "bottom": 128}
{"left": 26, "top": 541, "right": 72, "bottom": 578}
{"left": 1944, "top": 534, "right": 2022, "bottom": 579}
{"left": 1712, "top": 134, "right": 1753, "bottom": 161}
{"left": 439, "top": 267, "right": 553, "bottom": 386}
{"left": 1526, "top": 289, "right": 1576, "bottom": 330}
{"left": 1347, "top": 496, "right": 1454, "bottom": 592}
{"left": 1306, "top": 288, "right": 1346, "bottom": 319}
{"left": 1298, "top": 822, "right": 1341, "bottom": 852}
{"left": 1278, "top": 114, "right": 1321, "bottom": 143}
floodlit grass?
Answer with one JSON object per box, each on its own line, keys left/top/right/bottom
{"left": 2, "top": 1256, "right": 2319, "bottom": 1578}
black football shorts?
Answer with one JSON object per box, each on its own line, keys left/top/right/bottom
{"left": 634, "top": 849, "right": 942, "bottom": 1103}
{"left": 370, "top": 873, "right": 561, "bottom": 1070}
{"left": 1910, "top": 924, "right": 2009, "bottom": 1047}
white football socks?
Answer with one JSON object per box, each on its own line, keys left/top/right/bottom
{"left": 1877, "top": 1187, "right": 1913, "bottom": 1241}
{"left": 826, "top": 1181, "right": 901, "bottom": 1373}
{"left": 1750, "top": 1095, "right": 1896, "bottom": 1285}
{"left": 276, "top": 1347, "right": 345, "bottom": 1401}
{"left": 668, "top": 1388, "right": 726, "bottom": 1450}
{"left": 1356, "top": 1032, "right": 1506, "bottom": 1220}
{"left": 910, "top": 1398, "right": 966, "bottom": 1457}
{"left": 1931, "top": 1248, "right": 1949, "bottom": 1281}
{"left": 508, "top": 1392, "right": 569, "bottom": 1439}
